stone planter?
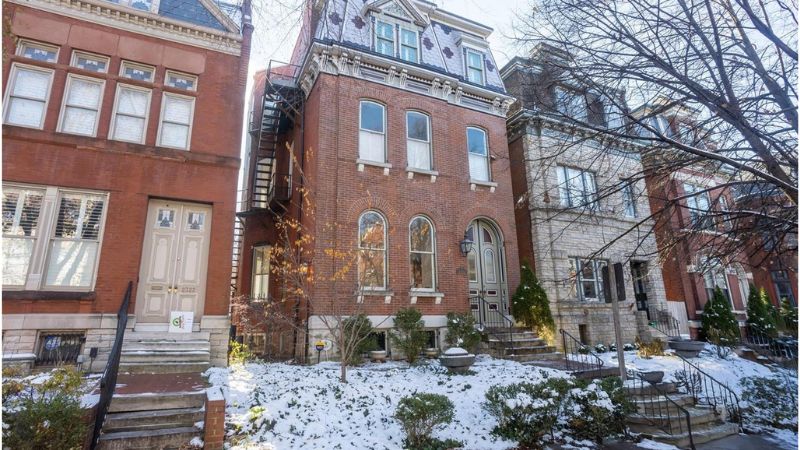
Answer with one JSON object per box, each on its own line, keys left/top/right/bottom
{"left": 668, "top": 339, "right": 705, "bottom": 358}
{"left": 369, "top": 350, "right": 387, "bottom": 363}
{"left": 439, "top": 347, "right": 475, "bottom": 373}
{"left": 638, "top": 371, "right": 665, "bottom": 384}
{"left": 424, "top": 348, "right": 439, "bottom": 359}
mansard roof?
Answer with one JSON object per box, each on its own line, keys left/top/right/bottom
{"left": 313, "top": 0, "right": 506, "bottom": 94}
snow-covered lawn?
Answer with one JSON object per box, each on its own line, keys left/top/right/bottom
{"left": 206, "top": 356, "right": 570, "bottom": 449}
{"left": 206, "top": 348, "right": 798, "bottom": 450}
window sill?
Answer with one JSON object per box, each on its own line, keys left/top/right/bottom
{"left": 2, "top": 290, "right": 96, "bottom": 301}
{"left": 409, "top": 291, "right": 444, "bottom": 305}
{"left": 357, "top": 159, "right": 392, "bottom": 175}
{"left": 406, "top": 167, "right": 439, "bottom": 182}
{"left": 469, "top": 179, "right": 497, "bottom": 192}
{"left": 356, "top": 290, "right": 394, "bottom": 304}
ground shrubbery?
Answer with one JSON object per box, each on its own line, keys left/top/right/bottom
{"left": 444, "top": 312, "right": 481, "bottom": 353}
{"left": 740, "top": 375, "right": 798, "bottom": 430}
{"left": 229, "top": 340, "right": 254, "bottom": 365}
{"left": 2, "top": 366, "right": 89, "bottom": 450}
{"left": 636, "top": 338, "right": 665, "bottom": 359}
{"left": 395, "top": 393, "right": 460, "bottom": 450}
{"left": 390, "top": 308, "right": 428, "bottom": 364}
{"left": 746, "top": 285, "right": 778, "bottom": 337}
{"left": 484, "top": 376, "right": 632, "bottom": 448}
{"left": 511, "top": 264, "right": 555, "bottom": 343}
{"left": 701, "top": 287, "right": 740, "bottom": 358}
{"left": 341, "top": 314, "right": 377, "bottom": 365}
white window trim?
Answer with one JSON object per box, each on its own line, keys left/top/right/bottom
{"left": 573, "top": 258, "right": 607, "bottom": 302}
{"left": 2, "top": 63, "right": 55, "bottom": 130}
{"left": 57, "top": 74, "right": 106, "bottom": 137}
{"left": 70, "top": 51, "right": 110, "bottom": 73}
{"left": 357, "top": 210, "right": 388, "bottom": 291}
{"left": 374, "top": 19, "right": 397, "bottom": 58}
{"left": 406, "top": 110, "right": 431, "bottom": 170}
{"left": 622, "top": 179, "right": 638, "bottom": 218}
{"left": 358, "top": 100, "right": 387, "bottom": 163}
{"left": 466, "top": 126, "right": 490, "bottom": 182}
{"left": 156, "top": 91, "right": 196, "bottom": 150}
{"left": 109, "top": 83, "right": 152, "bottom": 145}
{"left": 408, "top": 216, "right": 436, "bottom": 292}
{"left": 399, "top": 27, "right": 420, "bottom": 63}
{"left": 2, "top": 185, "right": 46, "bottom": 290}
{"left": 464, "top": 48, "right": 485, "bottom": 86}
{"left": 165, "top": 69, "right": 198, "bottom": 91}
{"left": 251, "top": 245, "right": 270, "bottom": 300}
{"left": 4, "top": 183, "right": 109, "bottom": 292}
{"left": 557, "top": 165, "right": 598, "bottom": 210}
{"left": 119, "top": 60, "right": 156, "bottom": 83}
{"left": 16, "top": 39, "right": 59, "bottom": 63}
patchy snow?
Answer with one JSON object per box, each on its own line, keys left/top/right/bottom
{"left": 635, "top": 438, "right": 681, "bottom": 449}
{"left": 206, "top": 356, "right": 569, "bottom": 449}
{"left": 764, "top": 428, "right": 799, "bottom": 449}
{"left": 1, "top": 353, "right": 36, "bottom": 360}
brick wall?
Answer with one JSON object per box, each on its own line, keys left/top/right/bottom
{"left": 203, "top": 387, "right": 225, "bottom": 450}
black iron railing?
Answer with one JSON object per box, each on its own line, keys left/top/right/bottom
{"left": 34, "top": 332, "right": 85, "bottom": 367}
{"left": 90, "top": 281, "right": 133, "bottom": 450}
{"left": 470, "top": 295, "right": 515, "bottom": 351}
{"left": 560, "top": 329, "right": 604, "bottom": 377}
{"left": 627, "top": 369, "right": 695, "bottom": 449}
{"left": 743, "top": 325, "right": 797, "bottom": 361}
{"left": 673, "top": 352, "right": 742, "bottom": 431}
{"left": 647, "top": 304, "right": 682, "bottom": 339}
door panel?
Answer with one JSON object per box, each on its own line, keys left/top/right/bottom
{"left": 467, "top": 220, "right": 507, "bottom": 327}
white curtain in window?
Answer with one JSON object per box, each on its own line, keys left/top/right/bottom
{"left": 67, "top": 79, "right": 102, "bottom": 108}
{"left": 13, "top": 69, "right": 50, "bottom": 99}
{"left": 359, "top": 130, "right": 384, "bottom": 162}
{"left": 62, "top": 108, "right": 97, "bottom": 135}
{"left": 469, "top": 154, "right": 489, "bottom": 181}
{"left": 113, "top": 115, "right": 145, "bottom": 142}
{"left": 2, "top": 238, "right": 34, "bottom": 286}
{"left": 45, "top": 241, "right": 98, "bottom": 287}
{"left": 7, "top": 69, "right": 51, "bottom": 127}
{"left": 62, "top": 79, "right": 103, "bottom": 135}
{"left": 407, "top": 140, "right": 430, "bottom": 170}
{"left": 113, "top": 88, "right": 148, "bottom": 142}
{"left": 160, "top": 96, "right": 193, "bottom": 148}
{"left": 118, "top": 88, "right": 148, "bottom": 116}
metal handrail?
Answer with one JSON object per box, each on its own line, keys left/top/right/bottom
{"left": 673, "top": 352, "right": 743, "bottom": 431}
{"left": 743, "top": 325, "right": 797, "bottom": 361}
{"left": 90, "top": 281, "right": 133, "bottom": 449}
{"left": 560, "top": 329, "right": 604, "bottom": 377}
{"left": 470, "top": 295, "right": 515, "bottom": 354}
{"left": 647, "top": 304, "right": 681, "bottom": 338}
{"left": 627, "top": 369, "right": 695, "bottom": 449}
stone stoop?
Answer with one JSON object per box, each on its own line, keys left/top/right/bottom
{"left": 479, "top": 328, "right": 562, "bottom": 363}
{"left": 96, "top": 374, "right": 208, "bottom": 450}
{"left": 625, "top": 381, "right": 739, "bottom": 448}
{"left": 120, "top": 331, "right": 212, "bottom": 374}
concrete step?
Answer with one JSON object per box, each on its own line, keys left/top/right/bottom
{"left": 104, "top": 407, "right": 204, "bottom": 432}
{"left": 120, "top": 361, "right": 210, "bottom": 374}
{"left": 485, "top": 332, "right": 540, "bottom": 342}
{"left": 125, "top": 331, "right": 211, "bottom": 342}
{"left": 123, "top": 340, "right": 211, "bottom": 350}
{"left": 96, "top": 426, "right": 200, "bottom": 450}
{"left": 519, "top": 352, "right": 564, "bottom": 363}
{"left": 632, "top": 394, "right": 695, "bottom": 414}
{"left": 630, "top": 420, "right": 738, "bottom": 448}
{"left": 503, "top": 353, "right": 569, "bottom": 363}
{"left": 120, "top": 350, "right": 210, "bottom": 364}
{"left": 109, "top": 391, "right": 205, "bottom": 413}
{"left": 573, "top": 367, "right": 621, "bottom": 380}
{"left": 624, "top": 382, "right": 679, "bottom": 396}
{"left": 484, "top": 337, "right": 547, "bottom": 348}
{"left": 628, "top": 405, "right": 720, "bottom": 428}
{"left": 501, "top": 345, "right": 557, "bottom": 356}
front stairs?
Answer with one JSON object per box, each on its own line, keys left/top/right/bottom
{"left": 119, "top": 331, "right": 212, "bottom": 374}
{"left": 625, "top": 382, "right": 739, "bottom": 448}
{"left": 479, "top": 327, "right": 562, "bottom": 363}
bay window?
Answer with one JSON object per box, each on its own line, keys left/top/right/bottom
{"left": 158, "top": 93, "right": 195, "bottom": 150}
{"left": 406, "top": 111, "right": 431, "bottom": 170}
{"left": 58, "top": 75, "right": 105, "bottom": 137}
{"left": 467, "top": 127, "right": 489, "bottom": 182}
{"left": 557, "top": 166, "right": 597, "bottom": 210}
{"left": 358, "top": 211, "right": 387, "bottom": 290}
{"left": 111, "top": 84, "right": 151, "bottom": 144}
{"left": 409, "top": 216, "right": 435, "bottom": 290}
{"left": 3, "top": 64, "right": 54, "bottom": 129}
{"left": 359, "top": 100, "right": 386, "bottom": 163}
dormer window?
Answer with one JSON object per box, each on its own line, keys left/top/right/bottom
{"left": 555, "top": 87, "right": 587, "bottom": 121}
{"left": 400, "top": 28, "right": 418, "bottom": 62}
{"left": 465, "top": 49, "right": 484, "bottom": 85}
{"left": 376, "top": 21, "right": 395, "bottom": 57}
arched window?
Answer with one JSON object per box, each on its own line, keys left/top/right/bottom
{"left": 409, "top": 216, "right": 435, "bottom": 290}
{"left": 358, "top": 211, "right": 387, "bottom": 289}
{"left": 406, "top": 111, "right": 431, "bottom": 170}
{"left": 467, "top": 127, "right": 489, "bottom": 181}
{"left": 359, "top": 100, "right": 385, "bottom": 163}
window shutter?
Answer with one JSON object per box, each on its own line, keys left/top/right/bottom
{"left": 601, "top": 264, "right": 612, "bottom": 303}
{"left": 613, "top": 262, "right": 626, "bottom": 301}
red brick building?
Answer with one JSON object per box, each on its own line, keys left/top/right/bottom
{"left": 233, "top": 0, "right": 519, "bottom": 359}
{"left": 2, "top": 0, "right": 251, "bottom": 370}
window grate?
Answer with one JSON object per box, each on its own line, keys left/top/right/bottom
{"left": 35, "top": 332, "right": 85, "bottom": 366}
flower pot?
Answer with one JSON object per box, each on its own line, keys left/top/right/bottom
{"left": 369, "top": 350, "right": 387, "bottom": 363}
{"left": 439, "top": 347, "right": 475, "bottom": 373}
{"left": 424, "top": 348, "right": 439, "bottom": 359}
{"left": 639, "top": 371, "right": 665, "bottom": 384}
{"left": 668, "top": 339, "right": 705, "bottom": 358}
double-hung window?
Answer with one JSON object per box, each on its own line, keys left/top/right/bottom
{"left": 358, "top": 211, "right": 387, "bottom": 290}
{"left": 683, "top": 183, "right": 713, "bottom": 229}
{"left": 400, "top": 29, "right": 418, "bottom": 62}
{"left": 771, "top": 271, "right": 795, "bottom": 306}
{"left": 622, "top": 180, "right": 638, "bottom": 218}
{"left": 359, "top": 100, "right": 386, "bottom": 163}
{"left": 703, "top": 260, "right": 731, "bottom": 305}
{"left": 465, "top": 49, "right": 484, "bottom": 85}
{"left": 58, "top": 75, "right": 105, "bottom": 136}
{"left": 467, "top": 127, "right": 489, "bottom": 181}
{"left": 572, "top": 258, "right": 607, "bottom": 302}
{"left": 406, "top": 111, "right": 431, "bottom": 170}
{"left": 111, "top": 84, "right": 151, "bottom": 144}
{"left": 375, "top": 21, "right": 395, "bottom": 57}
{"left": 409, "top": 216, "right": 435, "bottom": 290}
{"left": 4, "top": 65, "right": 54, "bottom": 129}
{"left": 3, "top": 185, "right": 108, "bottom": 290}
{"left": 158, "top": 93, "right": 195, "bottom": 149}
{"left": 252, "top": 246, "right": 270, "bottom": 300}
{"left": 555, "top": 87, "right": 587, "bottom": 121}
{"left": 557, "top": 166, "right": 597, "bottom": 210}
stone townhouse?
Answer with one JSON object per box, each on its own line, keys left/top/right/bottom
{"left": 635, "top": 100, "right": 755, "bottom": 337}
{"left": 501, "top": 46, "right": 669, "bottom": 347}
{"left": 2, "top": 0, "right": 252, "bottom": 371}
{"left": 233, "top": 0, "right": 520, "bottom": 360}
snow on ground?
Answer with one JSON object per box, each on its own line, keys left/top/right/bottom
{"left": 206, "top": 356, "right": 570, "bottom": 450}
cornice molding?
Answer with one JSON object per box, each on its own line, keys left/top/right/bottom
{"left": 10, "top": 0, "right": 243, "bottom": 56}
{"left": 298, "top": 42, "right": 514, "bottom": 118}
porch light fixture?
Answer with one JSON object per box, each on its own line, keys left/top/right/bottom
{"left": 459, "top": 233, "right": 474, "bottom": 256}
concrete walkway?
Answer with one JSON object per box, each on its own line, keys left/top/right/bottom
{"left": 602, "top": 433, "right": 795, "bottom": 450}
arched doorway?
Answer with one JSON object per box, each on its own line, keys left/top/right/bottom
{"left": 466, "top": 219, "right": 509, "bottom": 328}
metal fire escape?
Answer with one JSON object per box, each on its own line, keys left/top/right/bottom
{"left": 230, "top": 60, "right": 304, "bottom": 295}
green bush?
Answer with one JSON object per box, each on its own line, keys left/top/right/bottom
{"left": 395, "top": 393, "right": 458, "bottom": 450}
{"left": 511, "top": 264, "right": 555, "bottom": 342}
{"left": 2, "top": 367, "right": 88, "bottom": 450}
{"left": 341, "top": 314, "right": 376, "bottom": 365}
{"left": 390, "top": 308, "right": 428, "bottom": 364}
{"left": 229, "top": 339, "right": 253, "bottom": 365}
{"left": 444, "top": 312, "right": 481, "bottom": 352}
{"left": 746, "top": 285, "right": 778, "bottom": 337}
{"left": 567, "top": 378, "right": 632, "bottom": 443}
{"left": 779, "top": 298, "right": 798, "bottom": 338}
{"left": 701, "top": 287, "right": 740, "bottom": 357}
{"left": 740, "top": 375, "right": 798, "bottom": 429}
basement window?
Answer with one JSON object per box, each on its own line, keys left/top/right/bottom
{"left": 35, "top": 332, "right": 85, "bottom": 367}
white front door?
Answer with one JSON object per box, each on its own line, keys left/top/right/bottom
{"left": 467, "top": 219, "right": 508, "bottom": 327}
{"left": 135, "top": 199, "right": 211, "bottom": 327}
